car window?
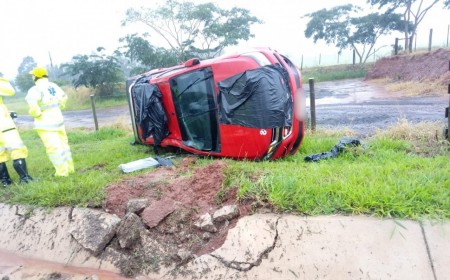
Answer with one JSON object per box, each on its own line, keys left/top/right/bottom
{"left": 243, "top": 52, "right": 272, "bottom": 66}
{"left": 170, "top": 68, "right": 219, "bottom": 151}
{"left": 280, "top": 55, "right": 301, "bottom": 88}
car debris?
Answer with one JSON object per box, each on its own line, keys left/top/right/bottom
{"left": 304, "top": 137, "right": 362, "bottom": 162}
{"left": 118, "top": 156, "right": 174, "bottom": 173}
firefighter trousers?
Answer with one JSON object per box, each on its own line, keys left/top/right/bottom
{"left": 37, "top": 129, "right": 74, "bottom": 176}
{"left": 0, "top": 129, "right": 28, "bottom": 163}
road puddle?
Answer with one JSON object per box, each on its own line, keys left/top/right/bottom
{"left": 304, "top": 78, "right": 392, "bottom": 105}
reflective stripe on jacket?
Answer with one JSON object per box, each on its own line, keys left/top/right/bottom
{"left": 25, "top": 78, "right": 68, "bottom": 131}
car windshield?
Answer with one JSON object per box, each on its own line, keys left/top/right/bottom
{"left": 170, "top": 67, "right": 219, "bottom": 151}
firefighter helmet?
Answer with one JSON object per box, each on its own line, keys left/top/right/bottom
{"left": 29, "top": 67, "right": 48, "bottom": 78}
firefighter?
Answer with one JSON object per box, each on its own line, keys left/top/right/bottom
{"left": 26, "top": 67, "right": 74, "bottom": 177}
{"left": 0, "top": 76, "right": 33, "bottom": 186}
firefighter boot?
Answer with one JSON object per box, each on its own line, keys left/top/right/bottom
{"left": 13, "top": 158, "right": 33, "bottom": 184}
{"left": 0, "top": 162, "right": 13, "bottom": 187}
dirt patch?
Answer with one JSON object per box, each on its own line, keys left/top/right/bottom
{"left": 102, "top": 157, "right": 254, "bottom": 277}
{"left": 366, "top": 48, "right": 450, "bottom": 85}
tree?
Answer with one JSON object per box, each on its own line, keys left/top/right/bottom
{"left": 61, "top": 48, "right": 124, "bottom": 97}
{"left": 118, "top": 34, "right": 179, "bottom": 74}
{"left": 304, "top": 5, "right": 404, "bottom": 64}
{"left": 123, "top": 0, "right": 262, "bottom": 61}
{"left": 445, "top": 0, "right": 450, "bottom": 8}
{"left": 14, "top": 56, "right": 37, "bottom": 93}
{"left": 368, "top": 0, "right": 440, "bottom": 52}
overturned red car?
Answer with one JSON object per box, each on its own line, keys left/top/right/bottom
{"left": 126, "top": 47, "right": 305, "bottom": 160}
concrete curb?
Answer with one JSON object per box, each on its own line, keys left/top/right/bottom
{"left": 1, "top": 203, "right": 449, "bottom": 280}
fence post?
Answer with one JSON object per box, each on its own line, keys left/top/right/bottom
{"left": 352, "top": 49, "right": 356, "bottom": 65}
{"left": 395, "top": 38, "right": 399, "bottom": 55}
{"left": 428, "top": 28, "right": 433, "bottom": 52}
{"left": 308, "top": 78, "right": 316, "bottom": 131}
{"left": 301, "top": 54, "right": 303, "bottom": 71}
{"left": 90, "top": 94, "right": 99, "bottom": 131}
{"left": 447, "top": 60, "right": 450, "bottom": 141}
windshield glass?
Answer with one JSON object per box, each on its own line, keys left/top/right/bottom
{"left": 170, "top": 67, "right": 219, "bottom": 151}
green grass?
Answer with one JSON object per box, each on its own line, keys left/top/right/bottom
{"left": 0, "top": 127, "right": 151, "bottom": 207}
{"left": 2, "top": 126, "right": 448, "bottom": 220}
{"left": 4, "top": 84, "right": 128, "bottom": 115}
{"left": 301, "top": 64, "right": 370, "bottom": 83}
{"left": 223, "top": 132, "right": 450, "bottom": 220}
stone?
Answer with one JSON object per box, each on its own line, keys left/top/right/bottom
{"left": 126, "top": 198, "right": 150, "bottom": 214}
{"left": 194, "top": 213, "right": 217, "bottom": 233}
{"left": 69, "top": 208, "right": 121, "bottom": 255}
{"left": 116, "top": 212, "right": 144, "bottom": 249}
{"left": 213, "top": 205, "right": 239, "bottom": 222}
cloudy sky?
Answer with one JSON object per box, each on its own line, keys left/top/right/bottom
{"left": 1, "top": 0, "right": 449, "bottom": 79}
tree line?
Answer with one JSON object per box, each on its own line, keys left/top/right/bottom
{"left": 7, "top": 0, "right": 450, "bottom": 97}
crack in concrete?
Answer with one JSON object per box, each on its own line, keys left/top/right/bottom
{"left": 419, "top": 221, "right": 437, "bottom": 280}
{"left": 210, "top": 217, "right": 280, "bottom": 272}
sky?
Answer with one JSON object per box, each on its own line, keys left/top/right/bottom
{"left": 1, "top": 0, "right": 449, "bottom": 79}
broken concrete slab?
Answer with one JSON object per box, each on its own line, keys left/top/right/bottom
{"left": 422, "top": 220, "right": 450, "bottom": 280}
{"left": 116, "top": 212, "right": 145, "bottom": 249}
{"left": 141, "top": 198, "right": 176, "bottom": 228}
{"left": 210, "top": 214, "right": 279, "bottom": 271}
{"left": 212, "top": 205, "right": 239, "bottom": 222}
{"left": 194, "top": 213, "right": 217, "bottom": 233}
{"left": 240, "top": 215, "right": 434, "bottom": 280}
{"left": 70, "top": 208, "right": 121, "bottom": 255}
{"left": 176, "top": 215, "right": 436, "bottom": 280}
{"left": 0, "top": 204, "right": 119, "bottom": 273}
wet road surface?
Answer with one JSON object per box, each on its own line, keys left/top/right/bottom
{"left": 304, "top": 79, "right": 448, "bottom": 136}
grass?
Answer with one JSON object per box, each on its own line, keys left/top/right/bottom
{"left": 0, "top": 127, "right": 151, "bottom": 207}
{"left": 1, "top": 120, "right": 448, "bottom": 220}
{"left": 301, "top": 64, "right": 371, "bottom": 83}
{"left": 380, "top": 78, "right": 448, "bottom": 96}
{"left": 223, "top": 123, "right": 450, "bottom": 220}
{"left": 4, "top": 85, "right": 128, "bottom": 115}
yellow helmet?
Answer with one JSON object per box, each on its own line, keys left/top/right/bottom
{"left": 29, "top": 67, "right": 48, "bottom": 78}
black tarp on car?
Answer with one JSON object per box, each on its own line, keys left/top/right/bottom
{"left": 218, "top": 65, "right": 293, "bottom": 128}
{"left": 128, "top": 76, "right": 169, "bottom": 146}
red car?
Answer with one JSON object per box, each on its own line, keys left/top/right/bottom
{"left": 126, "top": 47, "right": 305, "bottom": 160}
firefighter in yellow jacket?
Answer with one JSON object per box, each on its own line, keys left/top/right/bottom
{"left": 0, "top": 77, "right": 33, "bottom": 186}
{"left": 26, "top": 67, "right": 74, "bottom": 177}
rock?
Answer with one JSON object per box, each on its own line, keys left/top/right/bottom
{"left": 155, "top": 206, "right": 192, "bottom": 234}
{"left": 202, "top": 232, "right": 212, "bottom": 240}
{"left": 177, "top": 249, "right": 193, "bottom": 264}
{"left": 141, "top": 198, "right": 176, "bottom": 228}
{"left": 194, "top": 213, "right": 217, "bottom": 233}
{"left": 126, "top": 198, "right": 149, "bottom": 215}
{"left": 116, "top": 212, "right": 144, "bottom": 249}
{"left": 213, "top": 205, "right": 239, "bottom": 222}
{"left": 69, "top": 208, "right": 121, "bottom": 255}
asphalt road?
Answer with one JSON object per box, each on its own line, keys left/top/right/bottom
{"left": 305, "top": 78, "right": 448, "bottom": 136}
{"left": 14, "top": 79, "right": 448, "bottom": 136}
